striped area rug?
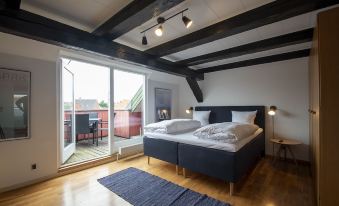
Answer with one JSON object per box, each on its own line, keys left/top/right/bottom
{"left": 98, "top": 167, "right": 230, "bottom": 206}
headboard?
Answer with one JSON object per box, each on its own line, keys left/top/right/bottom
{"left": 195, "top": 106, "right": 265, "bottom": 130}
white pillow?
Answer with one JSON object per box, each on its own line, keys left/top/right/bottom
{"left": 193, "top": 111, "right": 211, "bottom": 126}
{"left": 232, "top": 111, "right": 257, "bottom": 124}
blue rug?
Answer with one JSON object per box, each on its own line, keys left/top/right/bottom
{"left": 98, "top": 167, "right": 231, "bottom": 206}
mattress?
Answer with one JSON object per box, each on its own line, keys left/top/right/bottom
{"left": 144, "top": 128, "right": 263, "bottom": 152}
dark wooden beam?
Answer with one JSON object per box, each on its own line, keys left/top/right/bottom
{"left": 92, "top": 0, "right": 184, "bottom": 40}
{"left": 197, "top": 49, "right": 311, "bottom": 74}
{"left": 1, "top": 0, "right": 21, "bottom": 10}
{"left": 0, "top": 9, "right": 203, "bottom": 80}
{"left": 145, "top": 0, "right": 339, "bottom": 57}
{"left": 186, "top": 77, "right": 203, "bottom": 102}
{"left": 178, "top": 28, "right": 313, "bottom": 66}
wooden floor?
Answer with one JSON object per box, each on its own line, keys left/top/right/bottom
{"left": 0, "top": 156, "right": 314, "bottom": 206}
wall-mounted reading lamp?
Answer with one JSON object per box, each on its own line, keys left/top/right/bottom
{"left": 186, "top": 107, "right": 193, "bottom": 114}
{"left": 268, "top": 106, "right": 277, "bottom": 138}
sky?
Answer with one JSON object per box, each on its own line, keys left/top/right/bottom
{"left": 62, "top": 58, "right": 144, "bottom": 104}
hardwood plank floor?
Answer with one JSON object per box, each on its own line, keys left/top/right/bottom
{"left": 0, "top": 156, "right": 314, "bottom": 206}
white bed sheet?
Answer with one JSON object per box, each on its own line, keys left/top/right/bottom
{"left": 144, "top": 128, "right": 263, "bottom": 152}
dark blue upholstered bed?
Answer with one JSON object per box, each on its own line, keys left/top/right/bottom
{"left": 143, "top": 106, "right": 265, "bottom": 195}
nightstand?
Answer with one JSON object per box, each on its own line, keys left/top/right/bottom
{"left": 270, "top": 138, "right": 302, "bottom": 165}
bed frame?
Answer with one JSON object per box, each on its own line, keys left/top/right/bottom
{"left": 143, "top": 106, "right": 265, "bottom": 195}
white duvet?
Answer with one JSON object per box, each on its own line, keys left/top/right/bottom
{"left": 144, "top": 119, "right": 201, "bottom": 134}
{"left": 193, "top": 122, "right": 259, "bottom": 143}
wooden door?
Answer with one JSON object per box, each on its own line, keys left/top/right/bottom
{"left": 309, "top": 25, "right": 320, "bottom": 205}
{"left": 317, "top": 7, "right": 339, "bottom": 206}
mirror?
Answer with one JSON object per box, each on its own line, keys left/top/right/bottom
{"left": 0, "top": 68, "right": 30, "bottom": 141}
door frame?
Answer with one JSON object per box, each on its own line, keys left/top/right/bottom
{"left": 58, "top": 51, "right": 149, "bottom": 168}
{"left": 58, "top": 57, "right": 113, "bottom": 166}
{"left": 61, "top": 65, "right": 76, "bottom": 163}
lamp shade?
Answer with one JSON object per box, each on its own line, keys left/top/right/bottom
{"left": 182, "top": 16, "right": 193, "bottom": 28}
{"left": 268, "top": 106, "right": 277, "bottom": 116}
{"left": 142, "top": 35, "right": 148, "bottom": 45}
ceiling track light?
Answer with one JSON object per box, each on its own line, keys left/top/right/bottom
{"left": 182, "top": 15, "right": 193, "bottom": 28}
{"left": 155, "top": 17, "right": 165, "bottom": 36}
{"left": 140, "top": 8, "right": 193, "bottom": 45}
{"left": 142, "top": 33, "right": 148, "bottom": 45}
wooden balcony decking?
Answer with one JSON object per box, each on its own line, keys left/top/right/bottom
{"left": 63, "top": 109, "right": 143, "bottom": 165}
{"left": 64, "top": 136, "right": 125, "bottom": 165}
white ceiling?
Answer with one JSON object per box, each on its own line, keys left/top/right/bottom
{"left": 189, "top": 42, "right": 312, "bottom": 70}
{"left": 163, "top": 11, "right": 316, "bottom": 68}
{"left": 19, "top": 0, "right": 335, "bottom": 72}
{"left": 114, "top": 0, "right": 273, "bottom": 51}
{"left": 21, "top": 0, "right": 132, "bottom": 32}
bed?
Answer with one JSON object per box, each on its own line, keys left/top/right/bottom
{"left": 143, "top": 106, "right": 265, "bottom": 195}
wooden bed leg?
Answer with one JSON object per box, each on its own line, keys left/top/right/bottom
{"left": 176, "top": 165, "right": 179, "bottom": 175}
{"left": 147, "top": 156, "right": 150, "bottom": 165}
{"left": 229, "top": 182, "right": 234, "bottom": 196}
{"left": 183, "top": 168, "right": 187, "bottom": 178}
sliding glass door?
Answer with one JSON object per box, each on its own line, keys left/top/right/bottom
{"left": 61, "top": 58, "right": 111, "bottom": 165}
{"left": 60, "top": 58, "right": 146, "bottom": 166}
{"left": 112, "top": 70, "right": 145, "bottom": 154}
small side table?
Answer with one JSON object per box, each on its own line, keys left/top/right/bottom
{"left": 270, "top": 138, "right": 302, "bottom": 165}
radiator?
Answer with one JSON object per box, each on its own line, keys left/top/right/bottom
{"left": 117, "top": 143, "right": 144, "bottom": 160}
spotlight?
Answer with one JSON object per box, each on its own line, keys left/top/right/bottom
{"left": 142, "top": 34, "right": 148, "bottom": 45}
{"left": 155, "top": 25, "right": 163, "bottom": 36}
{"left": 182, "top": 16, "right": 193, "bottom": 28}
{"left": 155, "top": 17, "right": 165, "bottom": 37}
{"left": 139, "top": 10, "right": 193, "bottom": 41}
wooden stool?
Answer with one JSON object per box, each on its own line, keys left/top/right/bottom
{"left": 270, "top": 138, "right": 302, "bottom": 165}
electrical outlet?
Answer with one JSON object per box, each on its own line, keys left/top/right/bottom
{"left": 31, "top": 164, "right": 37, "bottom": 170}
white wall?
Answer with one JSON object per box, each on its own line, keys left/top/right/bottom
{"left": 0, "top": 32, "right": 185, "bottom": 190}
{"left": 0, "top": 52, "right": 58, "bottom": 190}
{"left": 178, "top": 58, "right": 310, "bottom": 161}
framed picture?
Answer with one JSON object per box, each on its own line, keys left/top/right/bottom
{"left": 0, "top": 68, "right": 31, "bottom": 141}
{"left": 155, "top": 88, "right": 171, "bottom": 122}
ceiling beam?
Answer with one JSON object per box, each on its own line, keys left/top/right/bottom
{"left": 92, "top": 0, "right": 184, "bottom": 40}
{"left": 186, "top": 77, "right": 203, "bottom": 102}
{"left": 0, "top": 8, "right": 203, "bottom": 80}
{"left": 197, "top": 49, "right": 310, "bottom": 74}
{"left": 177, "top": 28, "right": 313, "bottom": 66}
{"left": 0, "top": 0, "right": 21, "bottom": 10}
{"left": 145, "top": 0, "right": 339, "bottom": 57}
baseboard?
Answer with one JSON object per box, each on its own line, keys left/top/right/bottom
{"left": 0, "top": 155, "right": 117, "bottom": 194}
{"left": 0, "top": 174, "right": 57, "bottom": 194}
{"left": 265, "top": 155, "right": 310, "bottom": 165}
{"left": 58, "top": 155, "right": 116, "bottom": 176}
{"left": 116, "top": 152, "right": 144, "bottom": 162}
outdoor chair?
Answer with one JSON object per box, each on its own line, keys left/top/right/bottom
{"left": 76, "top": 114, "right": 98, "bottom": 145}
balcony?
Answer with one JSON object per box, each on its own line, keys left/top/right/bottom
{"left": 63, "top": 109, "right": 142, "bottom": 165}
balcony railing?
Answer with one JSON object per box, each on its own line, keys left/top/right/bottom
{"left": 64, "top": 109, "right": 142, "bottom": 142}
